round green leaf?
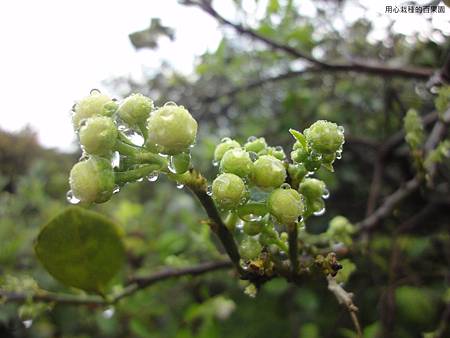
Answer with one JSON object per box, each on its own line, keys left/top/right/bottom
{"left": 34, "top": 207, "right": 125, "bottom": 293}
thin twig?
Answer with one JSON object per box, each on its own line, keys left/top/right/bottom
{"left": 0, "top": 260, "right": 233, "bottom": 306}
{"left": 183, "top": 0, "right": 434, "bottom": 80}
{"left": 327, "top": 275, "right": 362, "bottom": 338}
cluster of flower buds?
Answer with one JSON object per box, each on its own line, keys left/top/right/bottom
{"left": 210, "top": 120, "right": 345, "bottom": 262}
{"left": 68, "top": 90, "right": 197, "bottom": 204}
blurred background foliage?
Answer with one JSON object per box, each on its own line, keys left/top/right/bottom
{"left": 1, "top": 0, "right": 450, "bottom": 337}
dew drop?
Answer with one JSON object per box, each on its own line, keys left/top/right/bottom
{"left": 336, "top": 151, "right": 342, "bottom": 160}
{"left": 118, "top": 125, "right": 128, "bottom": 132}
{"left": 66, "top": 190, "right": 80, "bottom": 205}
{"left": 313, "top": 207, "right": 326, "bottom": 216}
{"left": 147, "top": 173, "right": 159, "bottom": 182}
{"left": 338, "top": 126, "right": 345, "bottom": 133}
{"left": 322, "top": 189, "right": 330, "bottom": 199}
{"left": 136, "top": 177, "right": 144, "bottom": 182}
{"left": 71, "top": 103, "right": 77, "bottom": 112}
{"left": 280, "top": 183, "right": 291, "bottom": 190}
{"left": 164, "top": 101, "right": 178, "bottom": 107}
{"left": 247, "top": 214, "right": 263, "bottom": 221}
{"left": 236, "top": 219, "right": 244, "bottom": 230}
{"left": 102, "top": 307, "right": 115, "bottom": 319}
{"left": 247, "top": 136, "right": 257, "bottom": 142}
{"left": 90, "top": 88, "right": 101, "bottom": 95}
{"left": 212, "top": 159, "right": 219, "bottom": 167}
{"left": 206, "top": 185, "right": 213, "bottom": 196}
{"left": 275, "top": 146, "right": 284, "bottom": 152}
{"left": 22, "top": 319, "right": 33, "bottom": 329}
{"left": 220, "top": 137, "right": 232, "bottom": 143}
{"left": 111, "top": 151, "right": 120, "bottom": 168}
{"left": 168, "top": 157, "right": 177, "bottom": 174}
{"left": 113, "top": 186, "right": 120, "bottom": 194}
{"left": 176, "top": 182, "right": 184, "bottom": 189}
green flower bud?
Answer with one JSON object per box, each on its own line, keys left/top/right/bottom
{"left": 169, "top": 152, "right": 191, "bottom": 174}
{"left": 243, "top": 220, "right": 264, "bottom": 236}
{"left": 299, "top": 178, "right": 326, "bottom": 201}
{"left": 268, "top": 187, "right": 304, "bottom": 224}
{"left": 304, "top": 120, "right": 344, "bottom": 154}
{"left": 291, "top": 147, "right": 308, "bottom": 163}
{"left": 287, "top": 163, "right": 308, "bottom": 188}
{"left": 244, "top": 137, "right": 267, "bottom": 153}
{"left": 212, "top": 173, "right": 247, "bottom": 210}
{"left": 117, "top": 93, "right": 154, "bottom": 127}
{"left": 239, "top": 237, "right": 262, "bottom": 260}
{"left": 147, "top": 103, "right": 198, "bottom": 155}
{"left": 72, "top": 91, "right": 117, "bottom": 130}
{"left": 214, "top": 138, "right": 240, "bottom": 162}
{"left": 79, "top": 116, "right": 118, "bottom": 156}
{"left": 267, "top": 146, "right": 286, "bottom": 160}
{"left": 251, "top": 155, "right": 286, "bottom": 189}
{"left": 220, "top": 148, "right": 253, "bottom": 177}
{"left": 327, "top": 216, "right": 354, "bottom": 236}
{"left": 69, "top": 157, "right": 115, "bottom": 203}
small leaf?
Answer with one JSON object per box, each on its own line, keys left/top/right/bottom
{"left": 289, "top": 128, "right": 307, "bottom": 148}
{"left": 34, "top": 207, "right": 125, "bottom": 293}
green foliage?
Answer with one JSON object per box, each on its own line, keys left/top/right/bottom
{"left": 404, "top": 109, "right": 425, "bottom": 150}
{"left": 35, "top": 207, "right": 125, "bottom": 293}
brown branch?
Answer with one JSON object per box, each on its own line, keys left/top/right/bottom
{"left": 358, "top": 108, "right": 450, "bottom": 231}
{"left": 327, "top": 276, "right": 362, "bottom": 338}
{"left": 184, "top": 0, "right": 434, "bottom": 80}
{"left": 0, "top": 260, "right": 233, "bottom": 306}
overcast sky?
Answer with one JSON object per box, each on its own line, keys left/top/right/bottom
{"left": 0, "top": 0, "right": 448, "bottom": 152}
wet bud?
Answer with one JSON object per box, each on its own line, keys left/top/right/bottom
{"left": 69, "top": 157, "right": 115, "bottom": 203}
{"left": 239, "top": 237, "right": 262, "bottom": 260}
{"left": 72, "top": 91, "right": 117, "bottom": 130}
{"left": 291, "top": 147, "right": 308, "bottom": 163}
{"left": 243, "top": 220, "right": 264, "bottom": 236}
{"left": 304, "top": 120, "right": 344, "bottom": 154}
{"left": 251, "top": 155, "right": 286, "bottom": 189}
{"left": 220, "top": 148, "right": 253, "bottom": 177}
{"left": 147, "top": 104, "right": 198, "bottom": 155}
{"left": 117, "top": 93, "right": 154, "bottom": 127}
{"left": 268, "top": 188, "right": 304, "bottom": 224}
{"left": 298, "top": 178, "right": 326, "bottom": 201}
{"left": 214, "top": 138, "right": 241, "bottom": 162}
{"left": 79, "top": 116, "right": 118, "bottom": 156}
{"left": 212, "top": 173, "right": 247, "bottom": 210}
{"left": 267, "top": 147, "right": 286, "bottom": 160}
{"left": 287, "top": 163, "right": 308, "bottom": 187}
{"left": 170, "top": 152, "right": 191, "bottom": 174}
{"left": 244, "top": 137, "right": 267, "bottom": 153}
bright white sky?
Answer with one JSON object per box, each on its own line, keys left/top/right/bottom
{"left": 0, "top": 0, "right": 448, "bottom": 152}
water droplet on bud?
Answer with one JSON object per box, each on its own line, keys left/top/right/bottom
{"left": 66, "top": 190, "right": 80, "bottom": 204}
{"left": 102, "top": 307, "right": 115, "bottom": 319}
{"left": 164, "top": 101, "right": 177, "bottom": 107}
{"left": 313, "top": 207, "right": 326, "bottom": 216}
{"left": 322, "top": 189, "right": 330, "bottom": 199}
{"left": 22, "top": 319, "right": 33, "bottom": 328}
{"left": 111, "top": 151, "right": 121, "bottom": 168}
{"left": 247, "top": 136, "right": 257, "bottom": 142}
{"left": 176, "top": 182, "right": 184, "bottom": 189}
{"left": 280, "top": 183, "right": 291, "bottom": 190}
{"left": 147, "top": 173, "right": 159, "bottom": 182}
{"left": 113, "top": 186, "right": 120, "bottom": 194}
{"left": 206, "top": 185, "right": 213, "bottom": 196}
{"left": 90, "top": 88, "right": 101, "bottom": 95}
{"left": 220, "top": 137, "right": 232, "bottom": 143}
{"left": 212, "top": 159, "right": 219, "bottom": 167}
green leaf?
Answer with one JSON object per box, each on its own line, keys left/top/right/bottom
{"left": 34, "top": 207, "right": 125, "bottom": 293}
{"left": 289, "top": 128, "right": 307, "bottom": 148}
